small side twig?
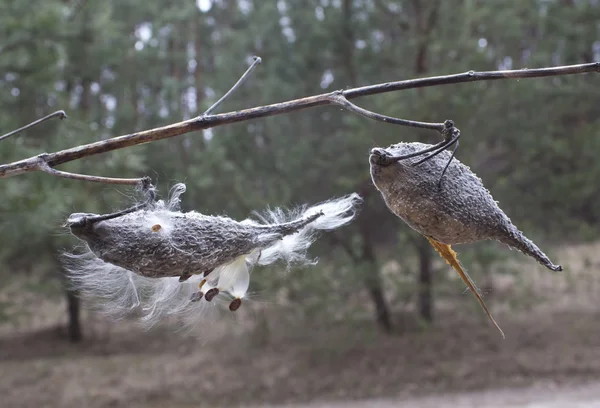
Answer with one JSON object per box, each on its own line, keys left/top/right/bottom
{"left": 328, "top": 93, "right": 460, "bottom": 184}
{"left": 200, "top": 56, "right": 262, "bottom": 117}
{"left": 0, "top": 110, "right": 67, "bottom": 142}
{"left": 2, "top": 110, "right": 155, "bottom": 223}
{"left": 418, "top": 126, "right": 461, "bottom": 187}
{"left": 37, "top": 160, "right": 144, "bottom": 186}
{"left": 328, "top": 92, "right": 445, "bottom": 131}
{"left": 66, "top": 177, "right": 156, "bottom": 227}
{"left": 383, "top": 121, "right": 461, "bottom": 187}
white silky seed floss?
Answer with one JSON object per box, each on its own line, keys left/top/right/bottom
{"left": 63, "top": 183, "right": 362, "bottom": 329}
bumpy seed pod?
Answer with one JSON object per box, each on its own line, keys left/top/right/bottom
{"left": 370, "top": 142, "right": 562, "bottom": 337}
{"left": 63, "top": 183, "right": 362, "bottom": 330}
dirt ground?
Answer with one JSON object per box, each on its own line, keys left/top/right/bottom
{"left": 2, "top": 308, "right": 600, "bottom": 408}
{"left": 2, "top": 241, "right": 600, "bottom": 408}
{"left": 267, "top": 382, "right": 600, "bottom": 408}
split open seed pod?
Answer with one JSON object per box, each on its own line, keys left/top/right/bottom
{"left": 369, "top": 142, "right": 562, "bottom": 337}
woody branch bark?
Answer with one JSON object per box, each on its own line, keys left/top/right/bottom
{"left": 1, "top": 60, "right": 599, "bottom": 182}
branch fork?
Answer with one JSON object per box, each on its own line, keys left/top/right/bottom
{"left": 1, "top": 59, "right": 598, "bottom": 190}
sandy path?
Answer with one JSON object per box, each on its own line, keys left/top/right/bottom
{"left": 265, "top": 382, "right": 600, "bottom": 408}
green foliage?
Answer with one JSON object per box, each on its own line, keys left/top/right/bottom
{"left": 1, "top": 0, "right": 598, "bottom": 325}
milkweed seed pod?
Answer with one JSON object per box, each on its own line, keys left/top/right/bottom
{"left": 63, "top": 183, "right": 362, "bottom": 329}
{"left": 370, "top": 142, "right": 562, "bottom": 337}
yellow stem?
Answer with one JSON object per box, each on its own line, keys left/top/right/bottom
{"left": 426, "top": 237, "right": 505, "bottom": 339}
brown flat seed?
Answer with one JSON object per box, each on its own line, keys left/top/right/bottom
{"left": 190, "top": 291, "right": 204, "bottom": 302}
{"left": 204, "top": 288, "right": 219, "bottom": 302}
{"left": 229, "top": 298, "right": 242, "bottom": 311}
{"left": 151, "top": 224, "right": 162, "bottom": 232}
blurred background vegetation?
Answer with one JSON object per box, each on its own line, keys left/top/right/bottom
{"left": 1, "top": 1, "right": 600, "bottom": 407}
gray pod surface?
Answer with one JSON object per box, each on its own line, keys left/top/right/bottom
{"left": 65, "top": 191, "right": 362, "bottom": 281}
{"left": 61, "top": 184, "right": 362, "bottom": 330}
{"left": 369, "top": 142, "right": 562, "bottom": 272}
{"left": 66, "top": 211, "right": 319, "bottom": 279}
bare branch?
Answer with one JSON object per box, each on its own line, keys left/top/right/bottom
{"left": 0, "top": 110, "right": 67, "bottom": 142}
{"left": 342, "top": 62, "right": 600, "bottom": 98}
{"left": 200, "top": 56, "right": 262, "bottom": 117}
{"left": 0, "top": 62, "right": 598, "bottom": 181}
{"left": 0, "top": 57, "right": 261, "bottom": 186}
{"left": 38, "top": 161, "right": 145, "bottom": 186}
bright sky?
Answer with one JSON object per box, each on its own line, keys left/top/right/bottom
{"left": 197, "top": 0, "right": 212, "bottom": 12}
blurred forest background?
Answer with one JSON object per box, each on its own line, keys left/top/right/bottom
{"left": 1, "top": 1, "right": 600, "bottom": 407}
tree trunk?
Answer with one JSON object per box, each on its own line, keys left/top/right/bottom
{"left": 359, "top": 219, "right": 392, "bottom": 333}
{"left": 416, "top": 239, "right": 433, "bottom": 322}
{"left": 363, "top": 268, "right": 393, "bottom": 333}
{"left": 337, "top": 1, "right": 393, "bottom": 334}
{"left": 66, "top": 289, "right": 83, "bottom": 342}
{"left": 410, "top": 0, "right": 440, "bottom": 323}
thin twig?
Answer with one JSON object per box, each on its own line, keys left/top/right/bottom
{"left": 412, "top": 131, "right": 460, "bottom": 166}
{"left": 38, "top": 161, "right": 144, "bottom": 185}
{"left": 200, "top": 56, "right": 262, "bottom": 117}
{"left": 1, "top": 62, "right": 598, "bottom": 180}
{"left": 328, "top": 92, "right": 445, "bottom": 131}
{"left": 0, "top": 110, "right": 67, "bottom": 142}
{"left": 328, "top": 93, "right": 460, "bottom": 183}
{"left": 379, "top": 121, "right": 461, "bottom": 186}
{"left": 65, "top": 176, "right": 156, "bottom": 227}
{"left": 67, "top": 193, "right": 154, "bottom": 226}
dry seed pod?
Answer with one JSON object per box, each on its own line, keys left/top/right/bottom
{"left": 63, "top": 183, "right": 362, "bottom": 329}
{"left": 370, "top": 142, "right": 562, "bottom": 337}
